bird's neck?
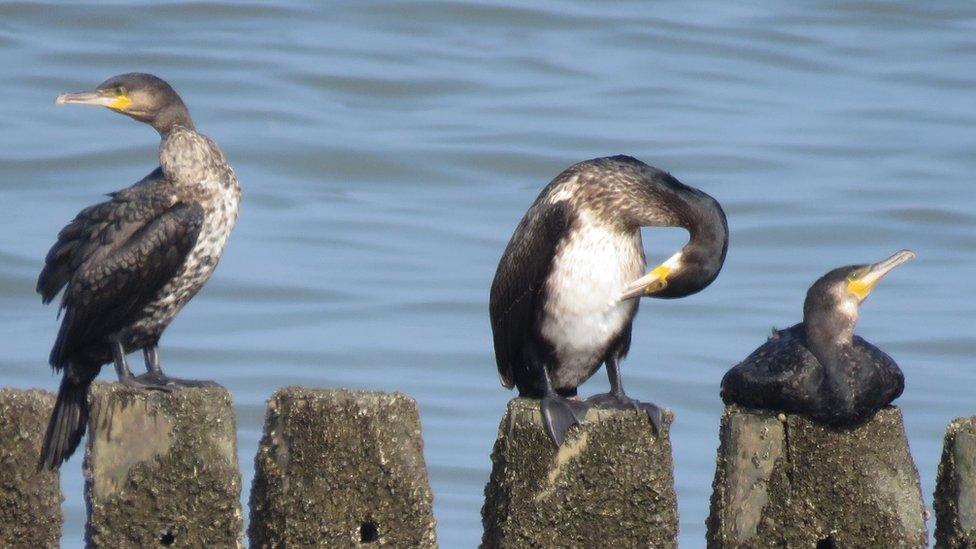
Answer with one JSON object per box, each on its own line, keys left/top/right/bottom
{"left": 640, "top": 187, "right": 729, "bottom": 296}
{"left": 158, "top": 126, "right": 230, "bottom": 199}
{"left": 153, "top": 101, "right": 195, "bottom": 136}
{"left": 683, "top": 195, "right": 728, "bottom": 273}
{"left": 803, "top": 305, "right": 856, "bottom": 370}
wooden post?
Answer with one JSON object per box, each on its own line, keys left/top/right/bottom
{"left": 707, "top": 404, "right": 927, "bottom": 548}
{"left": 0, "top": 388, "right": 62, "bottom": 548}
{"left": 84, "top": 383, "right": 243, "bottom": 547}
{"left": 248, "top": 387, "right": 436, "bottom": 548}
{"left": 481, "top": 398, "right": 678, "bottom": 548}
{"left": 935, "top": 416, "right": 976, "bottom": 548}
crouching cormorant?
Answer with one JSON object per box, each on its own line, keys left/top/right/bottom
{"left": 489, "top": 155, "right": 728, "bottom": 446}
{"left": 721, "top": 250, "right": 915, "bottom": 426}
{"left": 38, "top": 73, "right": 241, "bottom": 469}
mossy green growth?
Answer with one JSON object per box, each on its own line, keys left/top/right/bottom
{"left": 0, "top": 388, "right": 61, "bottom": 549}
{"left": 481, "top": 397, "right": 678, "bottom": 548}
{"left": 707, "top": 404, "right": 927, "bottom": 548}
{"left": 935, "top": 416, "right": 976, "bottom": 548}
{"left": 248, "top": 387, "right": 436, "bottom": 548}
{"left": 84, "top": 382, "right": 242, "bottom": 548}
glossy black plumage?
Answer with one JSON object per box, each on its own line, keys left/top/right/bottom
{"left": 489, "top": 200, "right": 571, "bottom": 397}
{"left": 720, "top": 323, "right": 903, "bottom": 425}
{"left": 40, "top": 171, "right": 203, "bottom": 368}
{"left": 721, "top": 252, "right": 914, "bottom": 426}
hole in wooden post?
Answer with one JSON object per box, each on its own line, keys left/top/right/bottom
{"left": 816, "top": 535, "right": 836, "bottom": 549}
{"left": 359, "top": 520, "right": 379, "bottom": 543}
{"left": 159, "top": 525, "right": 176, "bottom": 546}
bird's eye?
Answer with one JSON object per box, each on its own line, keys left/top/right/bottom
{"left": 114, "top": 86, "right": 126, "bottom": 96}
{"left": 848, "top": 271, "right": 861, "bottom": 280}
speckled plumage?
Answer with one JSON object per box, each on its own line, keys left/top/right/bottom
{"left": 39, "top": 73, "right": 239, "bottom": 469}
{"left": 40, "top": 127, "right": 240, "bottom": 365}
{"left": 125, "top": 126, "right": 241, "bottom": 349}
{"left": 489, "top": 155, "right": 727, "bottom": 398}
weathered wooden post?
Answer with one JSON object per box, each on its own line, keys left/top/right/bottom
{"left": 0, "top": 388, "right": 62, "bottom": 548}
{"left": 84, "top": 383, "right": 243, "bottom": 547}
{"left": 248, "top": 387, "right": 436, "bottom": 548}
{"left": 707, "top": 404, "right": 927, "bottom": 548}
{"left": 935, "top": 416, "right": 976, "bottom": 548}
{"left": 481, "top": 398, "right": 678, "bottom": 548}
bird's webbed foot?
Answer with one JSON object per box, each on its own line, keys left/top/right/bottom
{"left": 117, "top": 374, "right": 175, "bottom": 392}
{"left": 133, "top": 372, "right": 221, "bottom": 388}
{"left": 586, "top": 392, "right": 665, "bottom": 434}
{"left": 540, "top": 394, "right": 590, "bottom": 447}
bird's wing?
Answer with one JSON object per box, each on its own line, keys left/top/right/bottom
{"left": 853, "top": 335, "right": 905, "bottom": 403}
{"left": 42, "top": 181, "right": 203, "bottom": 369}
{"left": 37, "top": 167, "right": 171, "bottom": 303}
{"left": 489, "top": 200, "right": 571, "bottom": 389}
{"left": 720, "top": 324, "right": 819, "bottom": 407}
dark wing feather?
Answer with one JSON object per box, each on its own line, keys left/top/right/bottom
{"left": 722, "top": 328, "right": 905, "bottom": 424}
{"left": 37, "top": 168, "right": 168, "bottom": 304}
{"left": 720, "top": 324, "right": 823, "bottom": 410}
{"left": 489, "top": 200, "right": 571, "bottom": 389}
{"left": 48, "top": 201, "right": 203, "bottom": 369}
{"left": 852, "top": 335, "right": 904, "bottom": 404}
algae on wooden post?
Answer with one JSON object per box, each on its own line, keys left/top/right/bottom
{"left": 935, "top": 416, "right": 976, "bottom": 548}
{"left": 84, "top": 383, "right": 243, "bottom": 548}
{"left": 707, "top": 404, "right": 927, "bottom": 548}
{"left": 248, "top": 387, "right": 436, "bottom": 548}
{"left": 481, "top": 397, "right": 678, "bottom": 548}
{"left": 0, "top": 388, "right": 61, "bottom": 549}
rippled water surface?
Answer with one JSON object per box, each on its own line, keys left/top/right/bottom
{"left": 1, "top": 2, "right": 975, "bottom": 546}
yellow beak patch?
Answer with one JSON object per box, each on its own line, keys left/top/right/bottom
{"left": 642, "top": 264, "right": 671, "bottom": 294}
{"left": 847, "top": 278, "right": 873, "bottom": 300}
{"left": 650, "top": 264, "right": 671, "bottom": 281}
{"left": 109, "top": 94, "right": 132, "bottom": 111}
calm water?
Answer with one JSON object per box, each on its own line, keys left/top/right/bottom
{"left": 1, "top": 2, "right": 974, "bottom": 547}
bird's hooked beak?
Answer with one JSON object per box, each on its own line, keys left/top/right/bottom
{"left": 620, "top": 251, "right": 683, "bottom": 301}
{"left": 847, "top": 249, "right": 916, "bottom": 301}
{"left": 55, "top": 89, "right": 132, "bottom": 111}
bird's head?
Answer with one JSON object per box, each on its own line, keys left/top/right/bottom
{"left": 55, "top": 73, "right": 193, "bottom": 134}
{"left": 803, "top": 249, "right": 915, "bottom": 339}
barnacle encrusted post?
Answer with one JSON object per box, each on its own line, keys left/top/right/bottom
{"left": 481, "top": 398, "right": 678, "bottom": 548}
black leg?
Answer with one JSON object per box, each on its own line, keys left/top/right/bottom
{"left": 144, "top": 345, "right": 163, "bottom": 376}
{"left": 112, "top": 340, "right": 134, "bottom": 380}
{"left": 586, "top": 355, "right": 664, "bottom": 434}
{"left": 112, "top": 341, "right": 173, "bottom": 392}
{"left": 135, "top": 344, "right": 220, "bottom": 388}
{"left": 539, "top": 368, "right": 590, "bottom": 447}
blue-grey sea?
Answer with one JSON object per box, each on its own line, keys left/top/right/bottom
{"left": 1, "top": 2, "right": 974, "bottom": 546}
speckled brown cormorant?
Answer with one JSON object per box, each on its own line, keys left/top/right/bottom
{"left": 489, "top": 155, "right": 728, "bottom": 446}
{"left": 721, "top": 250, "right": 915, "bottom": 426}
{"left": 38, "top": 73, "right": 241, "bottom": 469}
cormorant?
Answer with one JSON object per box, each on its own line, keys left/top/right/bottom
{"left": 720, "top": 250, "right": 915, "bottom": 426}
{"left": 38, "top": 73, "right": 241, "bottom": 469}
{"left": 489, "top": 155, "right": 728, "bottom": 446}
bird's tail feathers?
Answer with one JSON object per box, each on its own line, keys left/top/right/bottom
{"left": 39, "top": 365, "right": 97, "bottom": 470}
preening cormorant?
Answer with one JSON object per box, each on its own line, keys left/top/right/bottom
{"left": 721, "top": 250, "right": 915, "bottom": 426}
{"left": 38, "top": 73, "right": 240, "bottom": 469}
{"left": 489, "top": 155, "right": 728, "bottom": 446}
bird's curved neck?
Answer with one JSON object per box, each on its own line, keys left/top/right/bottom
{"left": 632, "top": 184, "right": 729, "bottom": 295}
{"left": 682, "top": 196, "right": 728, "bottom": 274}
